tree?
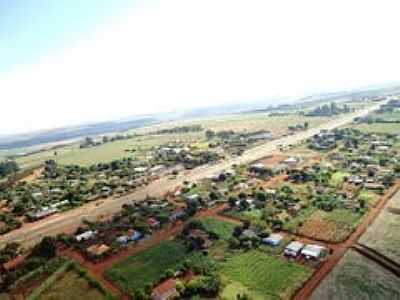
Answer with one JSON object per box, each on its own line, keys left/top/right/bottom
{"left": 0, "top": 160, "right": 19, "bottom": 178}
{"left": 205, "top": 130, "right": 216, "bottom": 140}
{"left": 228, "top": 196, "right": 238, "bottom": 208}
{"left": 304, "top": 121, "right": 309, "bottom": 130}
{"left": 31, "top": 236, "right": 56, "bottom": 259}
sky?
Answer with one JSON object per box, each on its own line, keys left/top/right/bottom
{"left": 1, "top": 0, "right": 400, "bottom": 135}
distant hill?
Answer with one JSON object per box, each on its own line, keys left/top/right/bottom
{"left": 0, "top": 117, "right": 157, "bottom": 150}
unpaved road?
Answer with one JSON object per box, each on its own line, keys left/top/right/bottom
{"left": 0, "top": 103, "right": 382, "bottom": 248}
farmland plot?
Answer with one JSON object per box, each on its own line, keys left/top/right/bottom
{"left": 310, "top": 250, "right": 400, "bottom": 300}
{"left": 359, "top": 190, "right": 400, "bottom": 263}
{"left": 298, "top": 209, "right": 363, "bottom": 243}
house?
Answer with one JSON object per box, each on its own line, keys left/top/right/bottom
{"left": 364, "top": 183, "right": 384, "bottom": 190}
{"left": 283, "top": 157, "right": 299, "bottom": 166}
{"left": 284, "top": 241, "right": 304, "bottom": 257}
{"left": 128, "top": 230, "right": 143, "bottom": 242}
{"left": 272, "top": 163, "right": 289, "bottom": 175}
{"left": 150, "top": 165, "right": 167, "bottom": 175}
{"left": 186, "top": 194, "right": 200, "bottom": 202}
{"left": 30, "top": 208, "right": 58, "bottom": 220}
{"left": 288, "top": 204, "right": 302, "bottom": 216}
{"left": 117, "top": 235, "right": 129, "bottom": 245}
{"left": 249, "top": 163, "right": 266, "bottom": 172}
{"left": 3, "top": 255, "right": 27, "bottom": 271}
{"left": 262, "top": 234, "right": 283, "bottom": 246}
{"left": 169, "top": 211, "right": 186, "bottom": 222}
{"left": 147, "top": 217, "right": 161, "bottom": 228}
{"left": 348, "top": 175, "right": 363, "bottom": 185}
{"left": 225, "top": 169, "right": 237, "bottom": 177}
{"left": 76, "top": 230, "right": 96, "bottom": 242}
{"left": 188, "top": 229, "right": 213, "bottom": 249}
{"left": 86, "top": 244, "right": 110, "bottom": 256}
{"left": 152, "top": 278, "right": 177, "bottom": 300}
{"left": 134, "top": 167, "right": 148, "bottom": 173}
{"left": 301, "top": 244, "right": 325, "bottom": 259}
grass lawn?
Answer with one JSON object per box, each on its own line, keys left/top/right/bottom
{"left": 310, "top": 250, "right": 400, "bottom": 300}
{"left": 200, "top": 217, "right": 236, "bottom": 241}
{"left": 220, "top": 250, "right": 312, "bottom": 300}
{"left": 329, "top": 171, "right": 350, "bottom": 187}
{"left": 106, "top": 241, "right": 190, "bottom": 294}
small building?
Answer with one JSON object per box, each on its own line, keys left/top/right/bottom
{"left": 283, "top": 157, "right": 299, "bottom": 166}
{"left": 249, "top": 163, "right": 266, "bottom": 172}
{"left": 128, "top": 230, "right": 143, "bottom": 242}
{"left": 262, "top": 234, "right": 283, "bottom": 246}
{"left": 147, "top": 217, "right": 161, "bottom": 228}
{"left": 186, "top": 194, "right": 200, "bottom": 202}
{"left": 30, "top": 208, "right": 58, "bottom": 221}
{"left": 364, "top": 183, "right": 384, "bottom": 190}
{"left": 76, "top": 230, "right": 96, "bottom": 242}
{"left": 284, "top": 241, "right": 304, "bottom": 257}
{"left": 348, "top": 175, "right": 363, "bottom": 185}
{"left": 134, "top": 167, "right": 148, "bottom": 173}
{"left": 169, "top": 211, "right": 186, "bottom": 222}
{"left": 117, "top": 235, "right": 129, "bottom": 245}
{"left": 301, "top": 244, "right": 325, "bottom": 259}
{"left": 188, "top": 229, "right": 213, "bottom": 249}
{"left": 86, "top": 244, "right": 110, "bottom": 256}
{"left": 152, "top": 278, "right": 177, "bottom": 300}
{"left": 3, "top": 255, "right": 27, "bottom": 271}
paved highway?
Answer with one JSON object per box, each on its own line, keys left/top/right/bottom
{"left": 0, "top": 102, "right": 382, "bottom": 248}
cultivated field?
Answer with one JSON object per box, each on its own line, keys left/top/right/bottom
{"left": 298, "top": 209, "right": 363, "bottom": 243}
{"left": 220, "top": 250, "right": 312, "bottom": 300}
{"left": 359, "top": 190, "right": 400, "bottom": 263}
{"left": 310, "top": 250, "right": 400, "bottom": 300}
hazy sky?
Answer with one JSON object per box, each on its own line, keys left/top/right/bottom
{"left": 1, "top": 0, "right": 400, "bottom": 135}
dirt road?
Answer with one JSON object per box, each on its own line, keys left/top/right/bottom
{"left": 0, "top": 103, "right": 382, "bottom": 248}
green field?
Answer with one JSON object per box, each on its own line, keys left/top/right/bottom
{"left": 220, "top": 250, "right": 312, "bottom": 300}
{"left": 200, "top": 217, "right": 236, "bottom": 241}
{"left": 351, "top": 123, "right": 400, "bottom": 135}
{"left": 310, "top": 250, "right": 400, "bottom": 300}
{"left": 106, "top": 241, "right": 190, "bottom": 293}
{"left": 14, "top": 132, "right": 204, "bottom": 168}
